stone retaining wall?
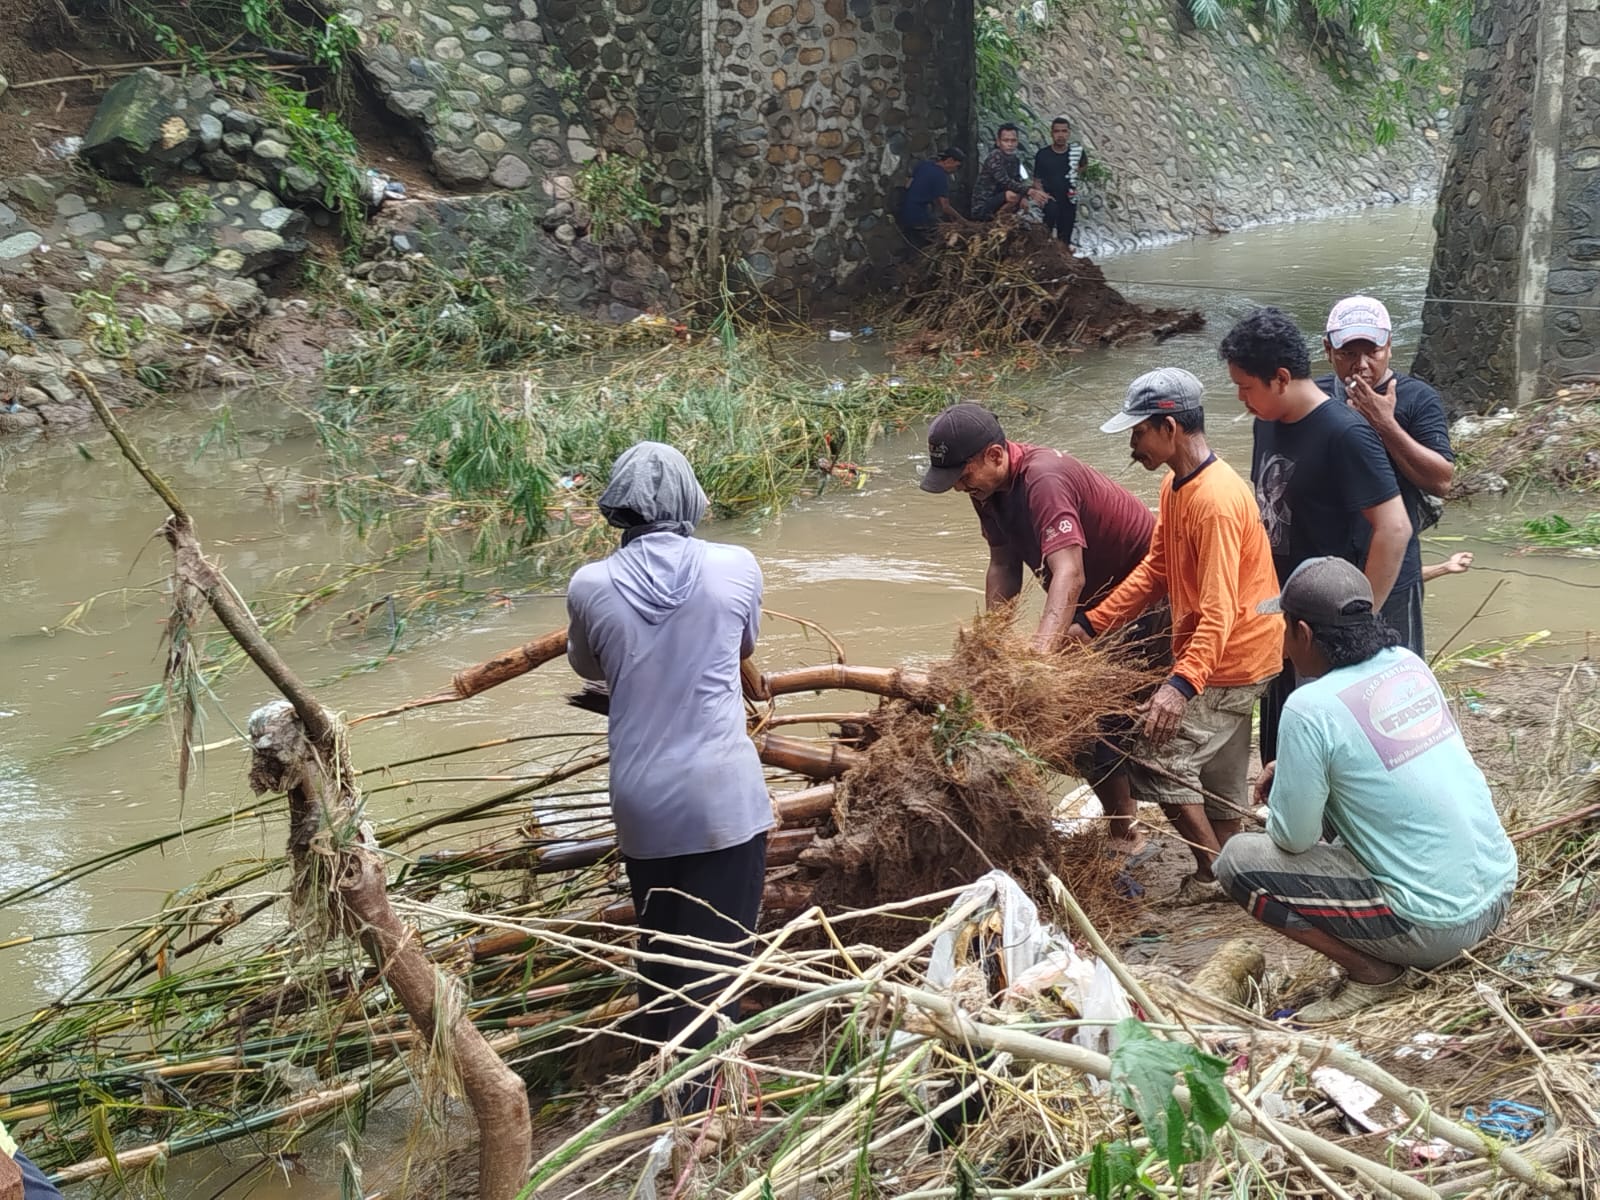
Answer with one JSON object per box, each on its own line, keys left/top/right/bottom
{"left": 1014, "top": 0, "right": 1450, "bottom": 256}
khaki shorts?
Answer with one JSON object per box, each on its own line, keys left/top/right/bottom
{"left": 1124, "top": 679, "right": 1270, "bottom": 820}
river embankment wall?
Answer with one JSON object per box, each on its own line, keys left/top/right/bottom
{"left": 1013, "top": 0, "right": 1451, "bottom": 257}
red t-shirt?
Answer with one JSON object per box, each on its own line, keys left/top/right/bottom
{"left": 975, "top": 442, "right": 1155, "bottom": 608}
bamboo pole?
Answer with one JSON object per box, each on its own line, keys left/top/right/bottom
{"left": 752, "top": 731, "right": 863, "bottom": 779}
{"left": 757, "top": 663, "right": 936, "bottom": 702}
{"left": 80, "top": 375, "right": 532, "bottom": 1200}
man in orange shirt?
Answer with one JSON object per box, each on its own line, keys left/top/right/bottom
{"left": 1069, "top": 369, "right": 1283, "bottom": 903}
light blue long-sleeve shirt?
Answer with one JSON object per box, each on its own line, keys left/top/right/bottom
{"left": 566, "top": 532, "right": 773, "bottom": 859}
{"left": 1268, "top": 647, "right": 1516, "bottom": 926}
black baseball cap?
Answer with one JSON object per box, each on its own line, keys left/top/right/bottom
{"left": 920, "top": 403, "right": 1005, "bottom": 493}
{"left": 1257, "top": 556, "right": 1375, "bottom": 626}
{"left": 938, "top": 146, "right": 966, "bottom": 163}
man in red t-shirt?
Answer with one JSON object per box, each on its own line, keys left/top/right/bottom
{"left": 921, "top": 403, "right": 1160, "bottom": 857}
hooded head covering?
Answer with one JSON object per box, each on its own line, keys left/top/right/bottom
{"left": 596, "top": 442, "right": 712, "bottom": 623}
{"left": 599, "top": 441, "right": 709, "bottom": 546}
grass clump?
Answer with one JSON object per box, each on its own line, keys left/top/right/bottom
{"left": 315, "top": 328, "right": 973, "bottom": 565}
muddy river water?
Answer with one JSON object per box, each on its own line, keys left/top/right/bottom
{"left": 3, "top": 205, "right": 1599, "bottom": 1193}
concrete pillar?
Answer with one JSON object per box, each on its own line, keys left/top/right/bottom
{"left": 1414, "top": 0, "right": 1600, "bottom": 413}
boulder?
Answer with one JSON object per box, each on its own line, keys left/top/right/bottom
{"left": 82, "top": 69, "right": 201, "bottom": 180}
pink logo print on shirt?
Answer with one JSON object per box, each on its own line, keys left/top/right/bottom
{"left": 1058, "top": 518, "right": 1073, "bottom": 533}
{"left": 1337, "top": 659, "right": 1459, "bottom": 771}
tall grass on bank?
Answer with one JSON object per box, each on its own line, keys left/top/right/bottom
{"left": 314, "top": 330, "right": 970, "bottom": 566}
{"left": 75, "top": 275, "right": 991, "bottom": 749}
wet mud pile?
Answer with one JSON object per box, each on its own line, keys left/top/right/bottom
{"left": 890, "top": 222, "right": 1205, "bottom": 355}
{"left": 801, "top": 618, "right": 1161, "bottom": 928}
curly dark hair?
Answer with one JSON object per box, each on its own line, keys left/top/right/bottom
{"left": 1218, "top": 307, "right": 1312, "bottom": 383}
{"left": 1302, "top": 610, "right": 1402, "bottom": 669}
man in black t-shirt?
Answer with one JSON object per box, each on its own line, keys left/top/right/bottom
{"left": 1218, "top": 307, "right": 1411, "bottom": 763}
{"left": 1033, "top": 116, "right": 1089, "bottom": 249}
{"left": 1317, "top": 295, "right": 1455, "bottom": 657}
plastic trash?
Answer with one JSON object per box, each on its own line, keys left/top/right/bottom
{"left": 1074, "top": 959, "right": 1134, "bottom": 1056}
{"left": 1461, "top": 1099, "right": 1544, "bottom": 1144}
{"left": 49, "top": 136, "right": 83, "bottom": 160}
{"left": 857, "top": 325, "right": 874, "bottom": 337}
{"left": 827, "top": 329, "right": 852, "bottom": 341}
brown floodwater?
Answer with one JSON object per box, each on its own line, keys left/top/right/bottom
{"left": 2, "top": 204, "right": 1598, "bottom": 1195}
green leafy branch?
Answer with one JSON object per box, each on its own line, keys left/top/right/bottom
{"left": 1089, "top": 1019, "right": 1232, "bottom": 1199}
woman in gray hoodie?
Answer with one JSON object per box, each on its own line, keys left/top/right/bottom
{"left": 566, "top": 442, "right": 772, "bottom": 1120}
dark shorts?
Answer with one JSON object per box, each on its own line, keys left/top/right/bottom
{"left": 1078, "top": 606, "right": 1172, "bottom": 784}
{"left": 1380, "top": 580, "right": 1425, "bottom": 658}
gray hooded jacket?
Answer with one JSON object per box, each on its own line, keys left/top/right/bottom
{"left": 566, "top": 443, "right": 772, "bottom": 859}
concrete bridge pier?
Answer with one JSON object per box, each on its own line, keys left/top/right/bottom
{"left": 1415, "top": 0, "right": 1600, "bottom": 412}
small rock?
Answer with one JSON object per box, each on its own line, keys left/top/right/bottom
{"left": 433, "top": 146, "right": 491, "bottom": 183}
{"left": 197, "top": 114, "right": 224, "bottom": 152}
{"left": 15, "top": 386, "right": 49, "bottom": 407}
{"left": 38, "top": 373, "right": 77, "bottom": 404}
{"left": 200, "top": 150, "right": 240, "bottom": 180}
{"left": 209, "top": 278, "right": 262, "bottom": 311}
{"left": 0, "top": 71, "right": 8, "bottom": 102}
{"left": 13, "top": 175, "right": 56, "bottom": 212}
{"left": 391, "top": 233, "right": 415, "bottom": 254}
{"left": 0, "top": 202, "right": 16, "bottom": 229}
{"left": 491, "top": 154, "right": 533, "bottom": 189}
{"left": 222, "top": 131, "right": 254, "bottom": 156}
{"left": 123, "top": 213, "right": 145, "bottom": 231}
{"left": 258, "top": 206, "right": 296, "bottom": 231}
{"left": 162, "top": 245, "right": 210, "bottom": 272}
{"left": 55, "top": 193, "right": 88, "bottom": 218}
{"left": 222, "top": 108, "right": 261, "bottom": 136}
{"left": 252, "top": 139, "right": 290, "bottom": 163}
{"left": 0, "top": 232, "right": 43, "bottom": 260}
{"left": 209, "top": 248, "right": 246, "bottom": 272}
{"left": 0, "top": 409, "right": 45, "bottom": 433}
{"left": 555, "top": 223, "right": 577, "bottom": 244}
{"left": 137, "top": 302, "right": 186, "bottom": 329}
{"left": 65, "top": 212, "right": 106, "bottom": 238}
{"left": 280, "top": 165, "right": 320, "bottom": 199}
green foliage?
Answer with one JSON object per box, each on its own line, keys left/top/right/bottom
{"left": 316, "top": 327, "right": 967, "bottom": 567}
{"left": 931, "top": 692, "right": 1037, "bottom": 769}
{"left": 257, "top": 82, "right": 367, "bottom": 247}
{"left": 75, "top": 272, "right": 149, "bottom": 359}
{"left": 97, "top": 0, "right": 361, "bottom": 79}
{"left": 571, "top": 154, "right": 663, "bottom": 242}
{"left": 1089, "top": 1020, "right": 1231, "bottom": 1199}
{"left": 1520, "top": 513, "right": 1600, "bottom": 550}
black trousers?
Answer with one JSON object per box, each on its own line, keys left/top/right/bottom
{"left": 623, "top": 832, "right": 767, "bottom": 1115}
{"left": 1043, "top": 194, "right": 1079, "bottom": 247}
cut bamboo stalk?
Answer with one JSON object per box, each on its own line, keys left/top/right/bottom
{"left": 753, "top": 731, "right": 863, "bottom": 779}
{"left": 351, "top": 627, "right": 570, "bottom": 725}
{"left": 758, "top": 663, "right": 935, "bottom": 702}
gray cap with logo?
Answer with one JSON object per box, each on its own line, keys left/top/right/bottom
{"left": 1100, "top": 367, "right": 1205, "bottom": 434}
{"left": 1257, "top": 556, "right": 1375, "bottom": 626}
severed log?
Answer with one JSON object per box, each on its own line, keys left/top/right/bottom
{"left": 1188, "top": 937, "right": 1266, "bottom": 1008}
{"left": 757, "top": 663, "right": 936, "bottom": 703}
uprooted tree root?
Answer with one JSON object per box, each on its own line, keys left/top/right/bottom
{"left": 888, "top": 221, "right": 1205, "bottom": 354}
{"left": 802, "top": 616, "right": 1162, "bottom": 929}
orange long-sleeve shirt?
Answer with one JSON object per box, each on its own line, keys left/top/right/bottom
{"left": 1085, "top": 455, "right": 1282, "bottom": 693}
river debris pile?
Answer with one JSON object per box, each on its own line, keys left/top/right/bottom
{"left": 803, "top": 616, "right": 1156, "bottom": 916}
{"left": 888, "top": 221, "right": 1205, "bottom": 355}
{"left": 6, "top": 610, "right": 1600, "bottom": 1197}
{"left": 1452, "top": 384, "right": 1600, "bottom": 495}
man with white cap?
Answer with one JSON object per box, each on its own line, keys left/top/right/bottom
{"left": 1070, "top": 368, "right": 1284, "bottom": 903}
{"left": 1213, "top": 556, "right": 1516, "bottom": 1022}
{"left": 1320, "top": 296, "right": 1455, "bottom": 656}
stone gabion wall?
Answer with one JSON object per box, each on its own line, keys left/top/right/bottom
{"left": 1016, "top": 0, "right": 1449, "bottom": 256}
{"left": 707, "top": 0, "right": 975, "bottom": 296}
{"left": 326, "top": 0, "right": 590, "bottom": 189}
{"left": 541, "top": 0, "right": 709, "bottom": 279}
